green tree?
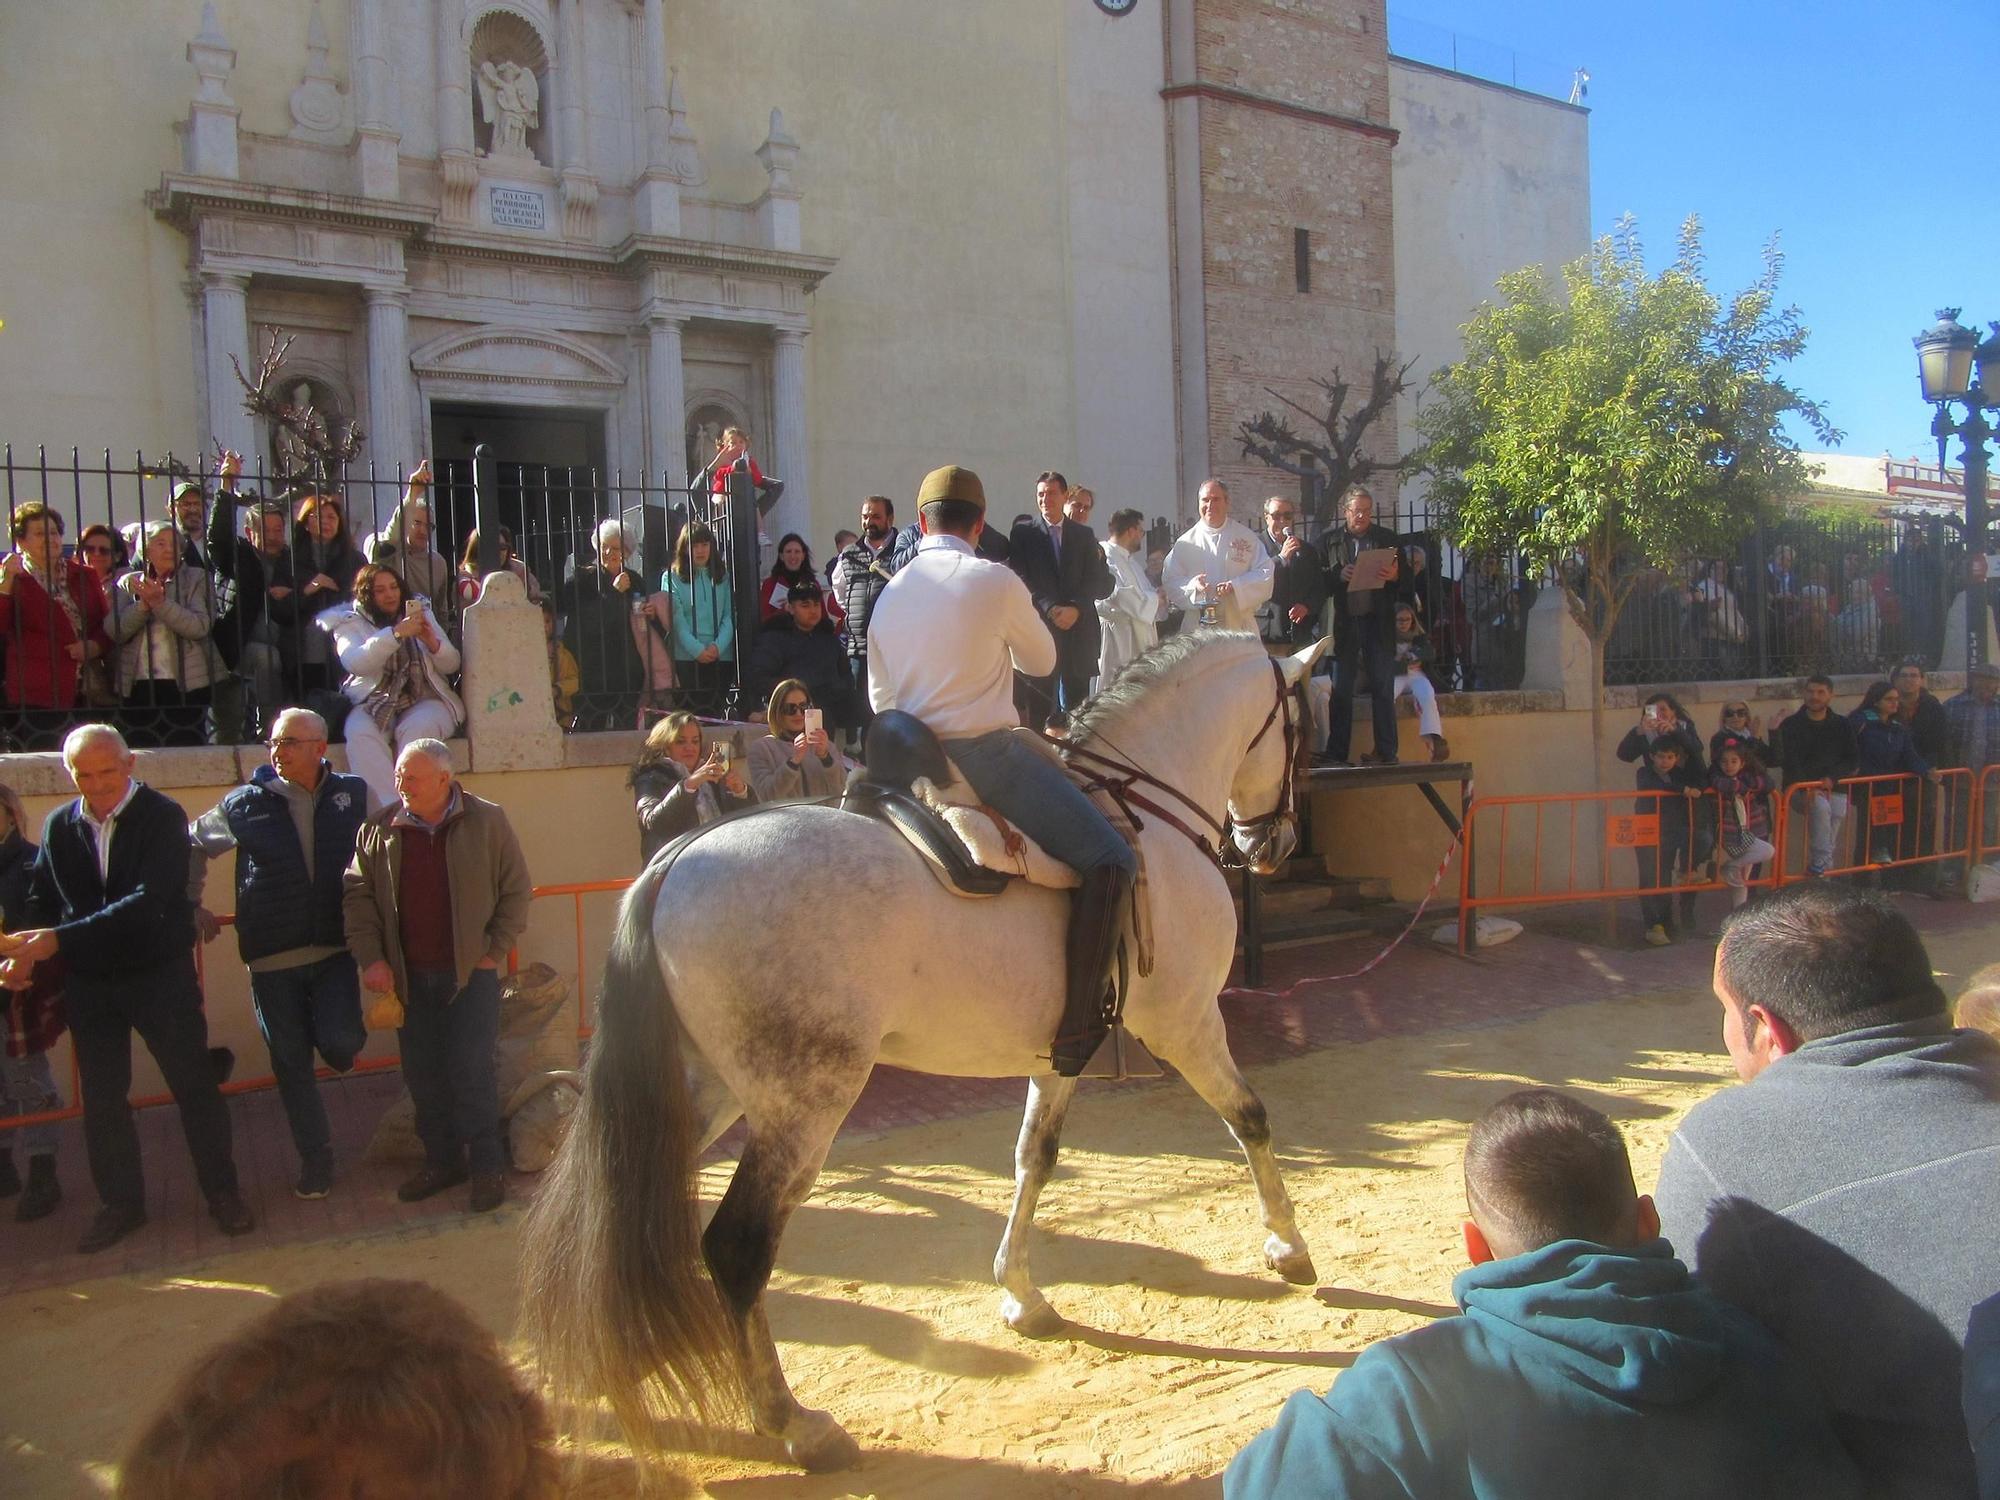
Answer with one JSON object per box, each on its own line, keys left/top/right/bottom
{"left": 1418, "top": 214, "right": 1838, "bottom": 777}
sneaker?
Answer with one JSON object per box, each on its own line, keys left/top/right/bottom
{"left": 294, "top": 1157, "right": 334, "bottom": 1201}
{"left": 1644, "top": 924, "right": 1672, "bottom": 947}
{"left": 1427, "top": 735, "right": 1451, "bottom": 763}
{"left": 77, "top": 1204, "right": 147, "bottom": 1254}
{"left": 469, "top": 1172, "right": 506, "bottom": 1213}
{"left": 397, "top": 1164, "right": 469, "bottom": 1203}
{"left": 209, "top": 1188, "right": 255, "bottom": 1236}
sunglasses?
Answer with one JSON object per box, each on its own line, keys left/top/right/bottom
{"left": 1725, "top": 708, "right": 1749, "bottom": 717}
{"left": 781, "top": 701, "right": 811, "bottom": 714}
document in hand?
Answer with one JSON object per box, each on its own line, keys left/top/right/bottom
{"left": 1348, "top": 547, "right": 1400, "bottom": 592}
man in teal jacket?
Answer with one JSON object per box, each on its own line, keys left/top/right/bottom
{"left": 1226, "top": 1089, "right": 1858, "bottom": 1499}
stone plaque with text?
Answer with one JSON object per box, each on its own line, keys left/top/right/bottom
{"left": 489, "top": 186, "right": 546, "bottom": 230}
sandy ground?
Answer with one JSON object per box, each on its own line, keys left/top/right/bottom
{"left": 3, "top": 921, "right": 1987, "bottom": 1498}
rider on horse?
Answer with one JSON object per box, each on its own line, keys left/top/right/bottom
{"left": 866, "top": 464, "right": 1138, "bottom": 1076}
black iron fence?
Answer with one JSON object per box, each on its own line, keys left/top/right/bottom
{"left": 0, "top": 445, "right": 768, "bottom": 752}
{"left": 1273, "top": 481, "right": 1970, "bottom": 692}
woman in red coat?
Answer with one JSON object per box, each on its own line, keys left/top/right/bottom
{"left": 0, "top": 502, "right": 112, "bottom": 749}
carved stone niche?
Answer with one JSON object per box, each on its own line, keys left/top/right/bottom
{"left": 469, "top": 10, "right": 549, "bottom": 168}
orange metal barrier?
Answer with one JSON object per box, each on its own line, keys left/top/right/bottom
{"left": 1977, "top": 765, "right": 2000, "bottom": 870}
{"left": 508, "top": 878, "right": 635, "bottom": 1041}
{"left": 1769, "top": 769, "right": 1975, "bottom": 886}
{"left": 1457, "top": 787, "right": 1773, "bottom": 953}
{"left": 2, "top": 880, "right": 640, "bottom": 1135}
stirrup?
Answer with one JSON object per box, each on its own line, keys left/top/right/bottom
{"left": 1077, "top": 1025, "right": 1164, "bottom": 1081}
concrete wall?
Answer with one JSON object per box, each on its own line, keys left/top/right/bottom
{"left": 1388, "top": 56, "right": 1590, "bottom": 510}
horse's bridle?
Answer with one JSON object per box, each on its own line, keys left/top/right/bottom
{"left": 1065, "top": 657, "right": 1299, "bottom": 871}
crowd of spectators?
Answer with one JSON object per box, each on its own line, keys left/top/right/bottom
{"left": 0, "top": 716, "right": 529, "bottom": 1251}
{"left": 1611, "top": 659, "right": 2000, "bottom": 947}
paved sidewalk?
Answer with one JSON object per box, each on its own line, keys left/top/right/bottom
{"left": 1, "top": 895, "right": 1989, "bottom": 1297}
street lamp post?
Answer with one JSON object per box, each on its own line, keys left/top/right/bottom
{"left": 1913, "top": 308, "right": 1999, "bottom": 668}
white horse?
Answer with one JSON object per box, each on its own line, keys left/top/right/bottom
{"left": 519, "top": 630, "right": 1329, "bottom": 1470}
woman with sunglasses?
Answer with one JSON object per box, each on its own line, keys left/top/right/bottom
{"left": 747, "top": 678, "right": 850, "bottom": 802}
{"left": 74, "top": 526, "right": 128, "bottom": 707}
{"left": 1710, "top": 702, "right": 1773, "bottom": 767}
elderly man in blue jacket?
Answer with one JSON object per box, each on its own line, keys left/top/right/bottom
{"left": 192, "top": 706, "right": 371, "bottom": 1201}
{"left": 1227, "top": 1089, "right": 1858, "bottom": 1500}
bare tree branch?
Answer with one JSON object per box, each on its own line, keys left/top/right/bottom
{"left": 227, "top": 327, "right": 367, "bottom": 489}
{"left": 1237, "top": 352, "right": 1421, "bottom": 530}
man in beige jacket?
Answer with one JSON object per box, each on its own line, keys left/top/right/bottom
{"left": 343, "top": 738, "right": 530, "bottom": 1212}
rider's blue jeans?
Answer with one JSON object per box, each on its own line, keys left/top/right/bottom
{"left": 941, "top": 729, "right": 1137, "bottom": 878}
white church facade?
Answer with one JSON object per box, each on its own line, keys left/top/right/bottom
{"left": 1, "top": 0, "right": 1588, "bottom": 557}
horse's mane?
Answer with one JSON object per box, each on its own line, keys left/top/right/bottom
{"left": 1067, "top": 628, "right": 1262, "bottom": 749}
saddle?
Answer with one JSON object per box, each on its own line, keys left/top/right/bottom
{"left": 842, "top": 712, "right": 1077, "bottom": 898}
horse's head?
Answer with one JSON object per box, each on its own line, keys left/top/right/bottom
{"left": 1225, "top": 635, "right": 1332, "bottom": 875}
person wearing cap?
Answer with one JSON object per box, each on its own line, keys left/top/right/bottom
{"left": 867, "top": 465, "right": 1139, "bottom": 1077}
{"left": 171, "top": 481, "right": 210, "bottom": 571}
{"left": 745, "top": 578, "right": 854, "bottom": 732}
{"left": 1943, "top": 661, "right": 2000, "bottom": 886}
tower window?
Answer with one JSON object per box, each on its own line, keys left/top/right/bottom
{"left": 1294, "top": 228, "right": 1311, "bottom": 294}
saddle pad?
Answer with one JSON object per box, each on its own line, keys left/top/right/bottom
{"left": 912, "top": 776, "right": 1078, "bottom": 890}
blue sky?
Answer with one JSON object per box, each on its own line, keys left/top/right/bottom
{"left": 1389, "top": 1, "right": 2000, "bottom": 463}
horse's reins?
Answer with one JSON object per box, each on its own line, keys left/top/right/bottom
{"left": 1064, "top": 656, "right": 1299, "bottom": 871}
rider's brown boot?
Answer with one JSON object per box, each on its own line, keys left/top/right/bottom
{"left": 1050, "top": 865, "right": 1133, "bottom": 1077}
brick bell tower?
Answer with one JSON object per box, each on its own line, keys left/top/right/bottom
{"left": 1163, "top": 0, "right": 1399, "bottom": 524}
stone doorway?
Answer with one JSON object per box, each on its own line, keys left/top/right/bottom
{"left": 431, "top": 402, "right": 609, "bottom": 593}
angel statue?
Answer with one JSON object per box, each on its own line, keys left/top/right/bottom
{"left": 477, "top": 59, "right": 539, "bottom": 160}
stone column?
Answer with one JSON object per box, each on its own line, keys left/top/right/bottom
{"left": 436, "top": 0, "right": 477, "bottom": 222}
{"left": 353, "top": 0, "right": 400, "bottom": 197}
{"left": 200, "top": 271, "right": 255, "bottom": 459}
{"left": 646, "top": 314, "right": 689, "bottom": 496}
{"left": 770, "top": 329, "right": 810, "bottom": 544}
{"left": 364, "top": 286, "right": 416, "bottom": 473}
{"left": 632, "top": 0, "right": 681, "bottom": 235}
{"left": 556, "top": 0, "right": 598, "bottom": 238}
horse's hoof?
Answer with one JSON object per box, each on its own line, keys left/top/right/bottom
{"left": 1265, "top": 1235, "right": 1319, "bottom": 1286}
{"left": 785, "top": 1407, "right": 861, "bottom": 1472}
{"left": 1000, "top": 1290, "right": 1067, "bottom": 1340}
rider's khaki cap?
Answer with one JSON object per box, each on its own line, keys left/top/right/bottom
{"left": 915, "top": 465, "right": 986, "bottom": 513}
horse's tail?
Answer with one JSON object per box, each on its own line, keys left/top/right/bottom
{"left": 518, "top": 855, "right": 743, "bottom": 1445}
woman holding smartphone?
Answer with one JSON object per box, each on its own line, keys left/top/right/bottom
{"left": 328, "top": 563, "right": 462, "bottom": 808}
{"left": 747, "top": 679, "right": 850, "bottom": 802}
{"left": 629, "top": 710, "right": 757, "bottom": 861}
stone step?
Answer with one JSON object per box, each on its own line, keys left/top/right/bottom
{"left": 1230, "top": 873, "right": 1393, "bottom": 922}
{"left": 1233, "top": 901, "right": 1414, "bottom": 955}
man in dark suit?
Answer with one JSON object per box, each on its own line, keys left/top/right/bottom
{"left": 1319, "top": 484, "right": 1409, "bottom": 765}
{"left": 0, "top": 723, "right": 250, "bottom": 1252}
{"left": 1256, "top": 494, "right": 1328, "bottom": 649}
{"left": 1009, "top": 470, "right": 1114, "bottom": 730}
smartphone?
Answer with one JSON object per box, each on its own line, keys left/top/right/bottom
{"left": 716, "top": 741, "right": 733, "bottom": 771}
{"left": 802, "top": 707, "right": 823, "bottom": 736}
{"left": 404, "top": 600, "right": 421, "bottom": 620}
